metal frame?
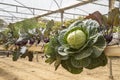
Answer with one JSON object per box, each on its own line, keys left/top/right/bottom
{"left": 0, "top": 0, "right": 119, "bottom": 23}
{"left": 0, "top": 14, "right": 26, "bottom": 19}
{"left": 0, "top": 0, "right": 119, "bottom": 80}
{"left": 35, "top": 0, "right": 97, "bottom": 19}
{"left": 0, "top": 1, "right": 89, "bottom": 22}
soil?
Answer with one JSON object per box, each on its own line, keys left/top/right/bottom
{"left": 0, "top": 55, "right": 120, "bottom": 80}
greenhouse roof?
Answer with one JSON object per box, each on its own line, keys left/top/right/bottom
{"left": 0, "top": 0, "right": 119, "bottom": 23}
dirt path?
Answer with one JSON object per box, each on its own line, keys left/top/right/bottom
{"left": 0, "top": 56, "right": 120, "bottom": 80}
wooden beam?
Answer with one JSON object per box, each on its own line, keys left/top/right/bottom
{"left": 35, "top": 0, "right": 97, "bottom": 19}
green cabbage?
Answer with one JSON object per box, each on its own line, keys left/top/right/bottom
{"left": 44, "top": 19, "right": 107, "bottom": 74}
{"left": 67, "top": 29, "right": 86, "bottom": 49}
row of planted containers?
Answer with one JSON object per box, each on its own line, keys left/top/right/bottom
{"left": 0, "top": 8, "right": 120, "bottom": 74}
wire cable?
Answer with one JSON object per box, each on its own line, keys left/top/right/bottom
{"left": 52, "top": 0, "right": 61, "bottom": 20}
{"left": 49, "top": 0, "right": 53, "bottom": 11}
{"left": 75, "top": 7, "right": 89, "bottom": 14}
{"left": 53, "top": 0, "right": 60, "bottom": 9}
{"left": 0, "top": 8, "right": 17, "bottom": 19}
{"left": 13, "top": 0, "right": 34, "bottom": 15}
{"left": 60, "top": 0, "right": 63, "bottom": 7}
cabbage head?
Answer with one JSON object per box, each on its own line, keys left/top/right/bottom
{"left": 44, "top": 19, "right": 107, "bottom": 74}
{"left": 67, "top": 29, "right": 86, "bottom": 49}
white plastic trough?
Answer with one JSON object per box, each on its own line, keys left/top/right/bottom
{"left": 105, "top": 45, "right": 120, "bottom": 56}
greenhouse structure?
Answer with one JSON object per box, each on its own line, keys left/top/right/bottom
{"left": 0, "top": 0, "right": 120, "bottom": 80}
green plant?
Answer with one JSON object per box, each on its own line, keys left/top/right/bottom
{"left": 0, "top": 18, "right": 54, "bottom": 61}
{"left": 85, "top": 8, "right": 120, "bottom": 44}
{"left": 45, "top": 19, "right": 107, "bottom": 74}
{"left": 66, "top": 29, "right": 86, "bottom": 49}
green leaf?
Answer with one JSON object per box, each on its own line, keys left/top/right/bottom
{"left": 71, "top": 57, "right": 91, "bottom": 68}
{"left": 74, "top": 47, "right": 93, "bottom": 60}
{"left": 57, "top": 46, "right": 69, "bottom": 60}
{"left": 44, "top": 43, "right": 55, "bottom": 56}
{"left": 58, "top": 29, "right": 68, "bottom": 46}
{"left": 54, "top": 57, "right": 61, "bottom": 70}
{"left": 61, "top": 59, "right": 83, "bottom": 74}
{"left": 91, "top": 46, "right": 103, "bottom": 58}
{"left": 58, "top": 46, "right": 68, "bottom": 56}
{"left": 85, "top": 20, "right": 99, "bottom": 37}
{"left": 68, "top": 20, "right": 83, "bottom": 29}
{"left": 12, "top": 51, "right": 21, "bottom": 61}
{"left": 46, "top": 20, "right": 54, "bottom": 29}
{"left": 102, "top": 15, "right": 108, "bottom": 27}
{"left": 64, "top": 38, "right": 93, "bottom": 55}
{"left": 64, "top": 47, "right": 77, "bottom": 54}
{"left": 45, "top": 57, "right": 55, "bottom": 64}
{"left": 108, "top": 8, "right": 120, "bottom": 26}
{"left": 91, "top": 34, "right": 106, "bottom": 58}
{"left": 94, "top": 34, "right": 106, "bottom": 48}
{"left": 60, "top": 55, "right": 69, "bottom": 60}
{"left": 45, "top": 36, "right": 60, "bottom": 56}
{"left": 85, "top": 53, "right": 108, "bottom": 69}
{"left": 44, "top": 20, "right": 54, "bottom": 37}
{"left": 50, "top": 36, "right": 60, "bottom": 48}
{"left": 113, "top": 14, "right": 120, "bottom": 26}
{"left": 92, "top": 34, "right": 99, "bottom": 43}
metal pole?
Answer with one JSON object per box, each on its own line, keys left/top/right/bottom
{"left": 119, "top": 0, "right": 120, "bottom": 9}
{"left": 35, "top": 0, "right": 97, "bottom": 19}
{"left": 118, "top": 0, "right": 120, "bottom": 45}
{"left": 33, "top": 9, "right": 35, "bottom": 15}
{"left": 109, "top": 0, "right": 115, "bottom": 80}
{"left": 11, "top": 17, "right": 14, "bottom": 22}
{"left": 16, "top": 6, "right": 18, "bottom": 12}
{"left": 60, "top": 10, "right": 64, "bottom": 26}
{"left": 109, "top": 0, "right": 115, "bottom": 11}
{"left": 109, "top": 57, "right": 114, "bottom": 80}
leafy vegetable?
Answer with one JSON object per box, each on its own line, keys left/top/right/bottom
{"left": 85, "top": 8, "right": 120, "bottom": 44}
{"left": 0, "top": 19, "right": 54, "bottom": 61}
{"left": 66, "top": 29, "right": 86, "bottom": 49}
{"left": 45, "top": 19, "right": 107, "bottom": 74}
